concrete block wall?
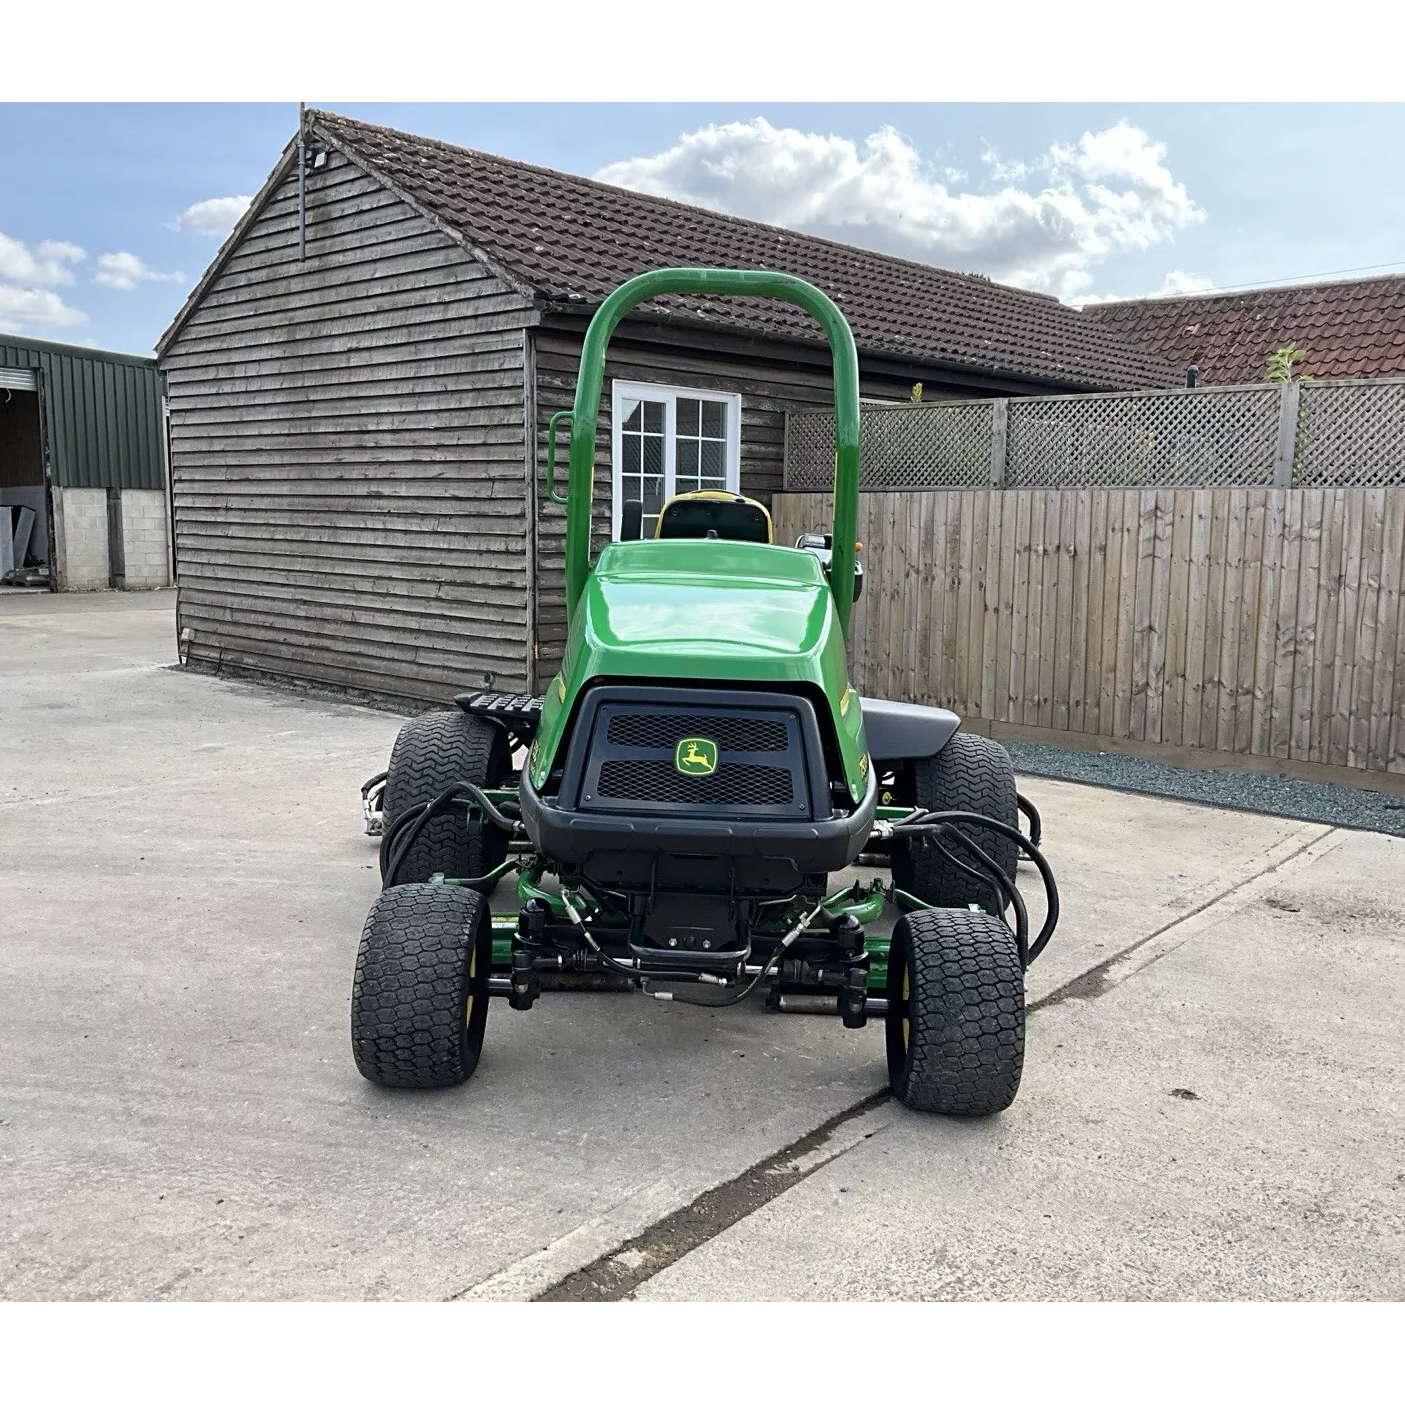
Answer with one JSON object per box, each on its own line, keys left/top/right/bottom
{"left": 119, "top": 489, "right": 171, "bottom": 589}
{"left": 50, "top": 486, "right": 171, "bottom": 591}
{"left": 52, "top": 488, "right": 110, "bottom": 591}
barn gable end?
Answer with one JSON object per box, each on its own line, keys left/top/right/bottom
{"left": 161, "top": 148, "right": 539, "bottom": 704}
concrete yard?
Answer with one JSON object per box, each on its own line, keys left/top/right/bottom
{"left": 2, "top": 591, "right": 1401, "bottom": 1301}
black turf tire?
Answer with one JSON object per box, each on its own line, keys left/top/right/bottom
{"left": 885, "top": 908, "right": 1024, "bottom": 1116}
{"left": 891, "top": 731, "right": 1018, "bottom": 910}
{"left": 351, "top": 883, "right": 493, "bottom": 1089}
{"left": 382, "top": 710, "right": 511, "bottom": 892}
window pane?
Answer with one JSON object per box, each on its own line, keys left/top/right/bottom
{"left": 676, "top": 440, "right": 699, "bottom": 484}
{"left": 621, "top": 464, "right": 665, "bottom": 537}
{"left": 643, "top": 436, "right": 663, "bottom": 476}
{"left": 700, "top": 440, "right": 726, "bottom": 485}
{"left": 622, "top": 398, "right": 642, "bottom": 432}
{"left": 700, "top": 400, "right": 727, "bottom": 438}
{"left": 643, "top": 514, "right": 661, "bottom": 539}
{"left": 643, "top": 400, "right": 665, "bottom": 433}
{"left": 677, "top": 398, "right": 700, "bottom": 436}
{"left": 622, "top": 437, "right": 641, "bottom": 472}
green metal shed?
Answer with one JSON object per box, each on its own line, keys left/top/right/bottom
{"left": 0, "top": 334, "right": 169, "bottom": 591}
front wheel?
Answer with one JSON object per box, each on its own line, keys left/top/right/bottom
{"left": 351, "top": 883, "right": 493, "bottom": 1089}
{"left": 885, "top": 908, "right": 1024, "bottom": 1116}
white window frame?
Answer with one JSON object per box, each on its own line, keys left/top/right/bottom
{"left": 609, "top": 380, "right": 743, "bottom": 540}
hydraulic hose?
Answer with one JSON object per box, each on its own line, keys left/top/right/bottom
{"left": 380, "top": 781, "right": 524, "bottom": 889}
{"left": 878, "top": 808, "right": 1059, "bottom": 966}
{"left": 649, "top": 899, "right": 828, "bottom": 1008}
{"left": 558, "top": 890, "right": 732, "bottom": 988}
{"left": 1017, "top": 791, "right": 1043, "bottom": 848}
{"left": 931, "top": 823, "right": 1031, "bottom": 967}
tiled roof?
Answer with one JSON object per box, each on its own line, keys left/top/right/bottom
{"left": 1084, "top": 273, "right": 1405, "bottom": 384}
{"left": 310, "top": 111, "right": 1178, "bottom": 393}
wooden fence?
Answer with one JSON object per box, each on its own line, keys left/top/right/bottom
{"left": 772, "top": 488, "right": 1405, "bottom": 789}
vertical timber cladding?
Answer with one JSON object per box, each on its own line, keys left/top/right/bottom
{"left": 530, "top": 321, "right": 943, "bottom": 680}
{"left": 161, "top": 151, "right": 538, "bottom": 705}
{"left": 772, "top": 486, "right": 1405, "bottom": 783}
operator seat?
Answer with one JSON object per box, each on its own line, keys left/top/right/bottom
{"left": 655, "top": 491, "right": 773, "bottom": 544}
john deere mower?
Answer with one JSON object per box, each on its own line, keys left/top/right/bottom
{"left": 352, "top": 268, "right": 1059, "bottom": 1116}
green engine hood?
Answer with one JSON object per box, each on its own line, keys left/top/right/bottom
{"left": 528, "top": 539, "right": 869, "bottom": 800}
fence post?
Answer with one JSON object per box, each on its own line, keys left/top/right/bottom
{"left": 1273, "top": 382, "right": 1300, "bottom": 487}
{"left": 990, "top": 399, "right": 1009, "bottom": 487}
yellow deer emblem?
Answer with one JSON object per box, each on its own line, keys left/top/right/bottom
{"left": 674, "top": 737, "right": 719, "bottom": 776}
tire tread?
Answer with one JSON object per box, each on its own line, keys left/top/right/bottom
{"left": 351, "top": 883, "right": 489, "bottom": 1089}
{"left": 381, "top": 711, "right": 509, "bottom": 888}
{"left": 889, "top": 908, "right": 1024, "bottom": 1116}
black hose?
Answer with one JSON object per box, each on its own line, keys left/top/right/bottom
{"left": 886, "top": 809, "right": 1059, "bottom": 965}
{"left": 1017, "top": 791, "right": 1043, "bottom": 848}
{"left": 556, "top": 891, "right": 730, "bottom": 988}
{"left": 380, "top": 781, "right": 523, "bottom": 888}
{"left": 933, "top": 824, "right": 1030, "bottom": 967}
{"left": 917, "top": 831, "right": 1008, "bottom": 912}
{"left": 647, "top": 901, "right": 826, "bottom": 1008}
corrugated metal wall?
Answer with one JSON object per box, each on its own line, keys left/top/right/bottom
{"left": 0, "top": 336, "right": 164, "bottom": 490}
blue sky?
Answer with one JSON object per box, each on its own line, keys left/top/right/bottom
{"left": 3, "top": 102, "right": 1404, "bottom": 357}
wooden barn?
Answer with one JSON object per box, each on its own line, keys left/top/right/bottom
{"left": 156, "top": 109, "right": 1174, "bottom": 706}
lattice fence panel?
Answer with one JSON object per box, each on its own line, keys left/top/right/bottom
{"left": 1006, "top": 386, "right": 1280, "bottom": 488}
{"left": 784, "top": 379, "right": 1405, "bottom": 492}
{"left": 785, "top": 400, "right": 994, "bottom": 490}
{"left": 1295, "top": 380, "right": 1405, "bottom": 487}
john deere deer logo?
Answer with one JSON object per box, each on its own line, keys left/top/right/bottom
{"left": 674, "top": 737, "right": 718, "bottom": 776}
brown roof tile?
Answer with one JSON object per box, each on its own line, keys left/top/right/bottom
{"left": 1084, "top": 273, "right": 1405, "bottom": 384}
{"left": 310, "top": 111, "right": 1178, "bottom": 393}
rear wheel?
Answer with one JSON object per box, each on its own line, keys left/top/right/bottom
{"left": 382, "top": 710, "right": 511, "bottom": 892}
{"left": 885, "top": 908, "right": 1024, "bottom": 1116}
{"left": 351, "top": 883, "right": 493, "bottom": 1089}
{"left": 891, "top": 731, "right": 1018, "bottom": 910}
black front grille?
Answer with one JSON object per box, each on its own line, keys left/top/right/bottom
{"left": 567, "top": 691, "right": 821, "bottom": 820}
{"left": 597, "top": 758, "right": 794, "bottom": 807}
{"left": 607, "top": 712, "right": 788, "bottom": 753}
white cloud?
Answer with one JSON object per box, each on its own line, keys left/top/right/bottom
{"left": 0, "top": 284, "right": 88, "bottom": 335}
{"left": 1073, "top": 269, "right": 1216, "bottom": 307}
{"left": 595, "top": 118, "right": 1203, "bottom": 303}
{"left": 0, "top": 232, "right": 85, "bottom": 286}
{"left": 93, "top": 251, "right": 185, "bottom": 291}
{"left": 980, "top": 147, "right": 1031, "bottom": 184}
{"left": 1151, "top": 269, "right": 1216, "bottom": 298}
{"left": 174, "top": 195, "right": 252, "bottom": 236}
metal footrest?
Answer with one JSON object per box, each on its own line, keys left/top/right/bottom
{"left": 455, "top": 692, "right": 544, "bottom": 747}
{"left": 455, "top": 691, "right": 543, "bottom": 722}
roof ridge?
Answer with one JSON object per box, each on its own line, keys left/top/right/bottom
{"left": 1091, "top": 266, "right": 1405, "bottom": 312}
{"left": 307, "top": 107, "right": 1066, "bottom": 309}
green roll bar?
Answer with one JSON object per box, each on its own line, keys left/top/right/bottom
{"left": 562, "top": 268, "right": 861, "bottom": 637}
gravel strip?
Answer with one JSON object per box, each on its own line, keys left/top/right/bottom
{"left": 1003, "top": 740, "right": 1405, "bottom": 839}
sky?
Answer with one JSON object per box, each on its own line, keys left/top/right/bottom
{"left": 3, "top": 102, "right": 1404, "bottom": 357}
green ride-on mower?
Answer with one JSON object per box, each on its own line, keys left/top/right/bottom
{"left": 352, "top": 268, "right": 1060, "bottom": 1116}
